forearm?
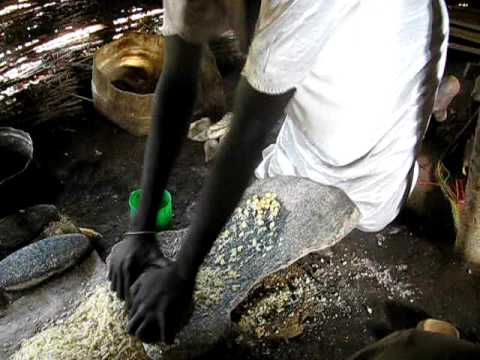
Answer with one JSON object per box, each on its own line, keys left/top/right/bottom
{"left": 132, "top": 36, "right": 202, "bottom": 232}
{"left": 176, "top": 79, "right": 294, "bottom": 279}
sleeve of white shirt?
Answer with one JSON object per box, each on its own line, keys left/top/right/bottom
{"left": 162, "top": 0, "right": 231, "bottom": 44}
{"left": 242, "top": 0, "right": 360, "bottom": 95}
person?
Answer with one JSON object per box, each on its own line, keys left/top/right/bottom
{"left": 108, "top": 0, "right": 450, "bottom": 344}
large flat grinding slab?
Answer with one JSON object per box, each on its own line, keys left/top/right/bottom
{"left": 0, "top": 250, "right": 106, "bottom": 359}
{"left": 144, "top": 176, "right": 360, "bottom": 359}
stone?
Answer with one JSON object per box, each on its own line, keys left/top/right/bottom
{"left": 0, "top": 127, "right": 33, "bottom": 185}
{"left": 0, "top": 204, "right": 60, "bottom": 251}
{"left": 0, "top": 234, "right": 92, "bottom": 292}
{"left": 0, "top": 250, "right": 106, "bottom": 359}
{"left": 143, "top": 176, "right": 360, "bottom": 359}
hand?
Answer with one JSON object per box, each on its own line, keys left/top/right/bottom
{"left": 127, "top": 258, "right": 195, "bottom": 344}
{"left": 108, "top": 232, "right": 163, "bottom": 304}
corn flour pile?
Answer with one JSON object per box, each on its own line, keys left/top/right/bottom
{"left": 12, "top": 285, "right": 149, "bottom": 360}
{"left": 234, "top": 263, "right": 317, "bottom": 340}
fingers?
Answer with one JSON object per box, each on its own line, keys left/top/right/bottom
{"left": 135, "top": 320, "right": 150, "bottom": 342}
{"left": 128, "top": 304, "right": 161, "bottom": 344}
{"left": 128, "top": 301, "right": 171, "bottom": 344}
{"left": 110, "top": 269, "right": 117, "bottom": 293}
{"left": 129, "top": 281, "right": 141, "bottom": 309}
{"left": 107, "top": 261, "right": 113, "bottom": 282}
{"left": 107, "top": 249, "right": 125, "bottom": 300}
{"left": 164, "top": 316, "right": 176, "bottom": 345}
{"left": 135, "top": 317, "right": 160, "bottom": 344}
{"left": 128, "top": 304, "right": 146, "bottom": 335}
{"left": 122, "top": 261, "right": 131, "bottom": 304}
{"left": 158, "top": 312, "right": 166, "bottom": 343}
{"left": 129, "top": 293, "right": 142, "bottom": 320}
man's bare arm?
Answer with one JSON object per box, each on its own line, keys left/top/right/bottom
{"left": 176, "top": 79, "right": 294, "bottom": 279}
{"left": 132, "top": 36, "right": 202, "bottom": 231}
{"left": 127, "top": 78, "right": 294, "bottom": 343}
{"left": 108, "top": 35, "right": 202, "bottom": 302}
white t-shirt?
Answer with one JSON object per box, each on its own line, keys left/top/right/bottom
{"left": 163, "top": 0, "right": 449, "bottom": 232}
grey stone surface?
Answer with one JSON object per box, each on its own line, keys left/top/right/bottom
{"left": 0, "top": 234, "right": 91, "bottom": 292}
{"left": 0, "top": 127, "right": 33, "bottom": 185}
{"left": 144, "top": 176, "right": 360, "bottom": 359}
{"left": 0, "top": 250, "right": 106, "bottom": 359}
{"left": 0, "top": 204, "right": 60, "bottom": 251}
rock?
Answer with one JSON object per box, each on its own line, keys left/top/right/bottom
{"left": 0, "top": 250, "right": 105, "bottom": 359}
{"left": 0, "top": 204, "right": 60, "bottom": 251}
{"left": 143, "top": 176, "right": 360, "bottom": 359}
{"left": 0, "top": 127, "right": 34, "bottom": 185}
{"left": 0, "top": 234, "right": 91, "bottom": 292}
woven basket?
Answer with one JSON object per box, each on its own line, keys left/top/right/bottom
{"left": 92, "top": 33, "right": 164, "bottom": 136}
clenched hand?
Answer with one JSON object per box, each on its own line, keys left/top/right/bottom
{"left": 108, "top": 232, "right": 163, "bottom": 304}
{"left": 127, "top": 258, "right": 195, "bottom": 344}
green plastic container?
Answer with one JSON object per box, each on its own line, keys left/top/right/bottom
{"left": 128, "top": 189, "right": 173, "bottom": 230}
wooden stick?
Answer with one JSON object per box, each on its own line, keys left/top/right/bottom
{"left": 449, "top": 43, "right": 480, "bottom": 56}
{"left": 450, "top": 27, "right": 480, "bottom": 45}
{"left": 456, "top": 110, "right": 480, "bottom": 264}
{"left": 71, "top": 94, "right": 93, "bottom": 102}
{"left": 451, "top": 19, "right": 480, "bottom": 33}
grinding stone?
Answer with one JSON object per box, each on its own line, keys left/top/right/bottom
{"left": 142, "top": 176, "right": 360, "bottom": 359}
{"left": 0, "top": 234, "right": 91, "bottom": 292}
{"left": 0, "top": 204, "right": 60, "bottom": 252}
{"left": 0, "top": 250, "right": 106, "bottom": 359}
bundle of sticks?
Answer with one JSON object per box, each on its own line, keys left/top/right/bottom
{"left": 0, "top": 52, "right": 92, "bottom": 129}
{"left": 449, "top": 5, "right": 480, "bottom": 57}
